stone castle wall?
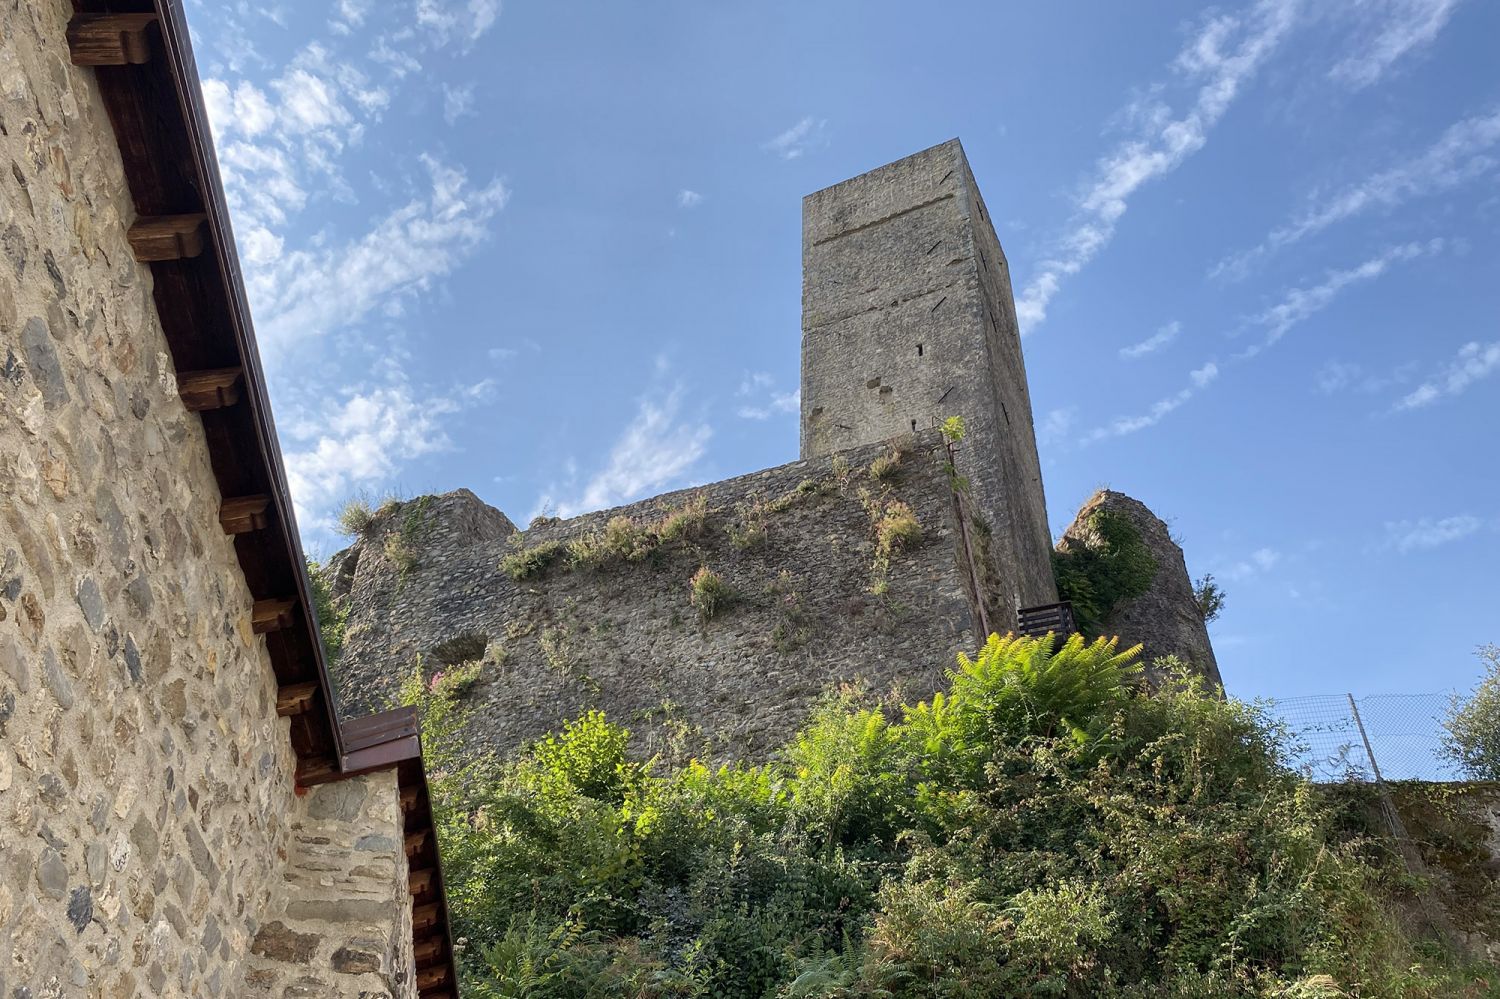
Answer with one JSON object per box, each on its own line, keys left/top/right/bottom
{"left": 0, "top": 4, "right": 414, "bottom": 995}
{"left": 330, "top": 434, "right": 989, "bottom": 758}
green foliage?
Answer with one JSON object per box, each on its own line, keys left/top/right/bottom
{"left": 1442, "top": 644, "right": 1500, "bottom": 781}
{"left": 1052, "top": 509, "right": 1159, "bottom": 638}
{"left": 868, "top": 499, "right": 923, "bottom": 595}
{"left": 1194, "top": 572, "right": 1227, "bottom": 623}
{"left": 868, "top": 443, "right": 906, "bottom": 482}
{"left": 306, "top": 558, "right": 347, "bottom": 665}
{"left": 420, "top": 634, "right": 1489, "bottom": 997}
{"left": 688, "top": 566, "right": 729, "bottom": 622}
{"left": 501, "top": 540, "right": 566, "bottom": 580}
{"left": 655, "top": 493, "right": 710, "bottom": 543}
{"left": 940, "top": 415, "right": 965, "bottom": 443}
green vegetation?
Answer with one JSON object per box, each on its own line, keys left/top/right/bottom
{"left": 336, "top": 497, "right": 375, "bottom": 536}
{"left": 501, "top": 540, "right": 566, "bottom": 580}
{"left": 1194, "top": 572, "right": 1227, "bottom": 623}
{"left": 413, "top": 634, "right": 1489, "bottom": 997}
{"left": 688, "top": 566, "right": 729, "bottom": 622}
{"left": 1051, "top": 509, "right": 1158, "bottom": 637}
{"left": 1442, "top": 644, "right": 1500, "bottom": 781}
{"left": 306, "top": 558, "right": 347, "bottom": 665}
{"left": 867, "top": 498, "right": 923, "bottom": 595}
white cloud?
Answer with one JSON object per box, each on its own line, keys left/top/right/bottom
{"left": 1237, "top": 239, "right": 1442, "bottom": 358}
{"left": 1330, "top": 0, "right": 1463, "bottom": 90}
{"left": 1383, "top": 514, "right": 1483, "bottom": 552}
{"left": 1394, "top": 340, "right": 1500, "bottom": 410}
{"left": 1316, "top": 358, "right": 1416, "bottom": 395}
{"left": 330, "top": 0, "right": 371, "bottom": 34}
{"left": 416, "top": 0, "right": 500, "bottom": 47}
{"left": 677, "top": 189, "right": 704, "bottom": 209}
{"left": 1037, "top": 407, "right": 1076, "bottom": 445}
{"left": 442, "top": 83, "right": 476, "bottom": 124}
{"left": 764, "top": 116, "right": 827, "bottom": 161}
{"left": 1213, "top": 108, "right": 1500, "bottom": 280}
{"left": 1083, "top": 361, "right": 1220, "bottom": 442}
{"left": 247, "top": 157, "right": 508, "bottom": 356}
{"left": 539, "top": 384, "right": 712, "bottom": 518}
{"left": 283, "top": 375, "right": 488, "bottom": 531}
{"left": 1120, "top": 321, "right": 1182, "bottom": 359}
{"left": 735, "top": 371, "right": 799, "bottom": 420}
{"left": 1016, "top": 0, "right": 1301, "bottom": 332}
{"left": 1222, "top": 546, "right": 1282, "bottom": 581}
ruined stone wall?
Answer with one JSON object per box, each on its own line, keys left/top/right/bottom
{"left": 800, "top": 140, "right": 1057, "bottom": 617}
{"left": 0, "top": 5, "right": 414, "bottom": 994}
{"left": 243, "top": 772, "right": 416, "bottom": 998}
{"left": 331, "top": 434, "right": 987, "bottom": 758}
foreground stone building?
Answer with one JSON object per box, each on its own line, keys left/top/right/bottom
{"left": 1, "top": 2, "right": 456, "bottom": 995}
{"left": 326, "top": 142, "right": 1223, "bottom": 759}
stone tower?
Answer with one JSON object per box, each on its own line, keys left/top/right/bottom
{"left": 800, "top": 139, "right": 1057, "bottom": 617}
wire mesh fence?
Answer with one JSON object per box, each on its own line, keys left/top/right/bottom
{"left": 1264, "top": 692, "right": 1461, "bottom": 783}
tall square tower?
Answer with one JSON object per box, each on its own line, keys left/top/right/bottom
{"left": 801, "top": 139, "right": 1057, "bottom": 616}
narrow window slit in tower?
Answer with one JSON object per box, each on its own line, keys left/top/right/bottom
{"left": 910, "top": 419, "right": 918, "bottom": 432}
{"left": 916, "top": 343, "right": 923, "bottom": 356}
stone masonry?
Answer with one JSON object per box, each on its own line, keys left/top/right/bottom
{"left": 330, "top": 434, "right": 989, "bottom": 757}
{"left": 0, "top": 3, "right": 416, "bottom": 994}
{"left": 801, "top": 140, "right": 1057, "bottom": 619}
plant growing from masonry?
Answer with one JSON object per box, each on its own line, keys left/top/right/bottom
{"left": 1051, "top": 509, "right": 1158, "bottom": 638}
{"left": 306, "top": 558, "right": 348, "bottom": 665}
{"left": 688, "top": 566, "right": 729, "bottom": 622}
{"left": 500, "top": 539, "right": 565, "bottom": 580}
{"left": 867, "top": 497, "right": 923, "bottom": 595}
{"left": 1441, "top": 643, "right": 1500, "bottom": 781}
{"left": 414, "top": 633, "right": 1492, "bottom": 997}
{"left": 336, "top": 497, "right": 375, "bottom": 536}
{"left": 1194, "top": 572, "right": 1227, "bottom": 623}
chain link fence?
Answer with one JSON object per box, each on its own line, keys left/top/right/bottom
{"left": 1264, "top": 692, "right": 1461, "bottom": 783}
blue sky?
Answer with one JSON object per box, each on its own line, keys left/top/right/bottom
{"left": 185, "top": 0, "right": 1499, "bottom": 701}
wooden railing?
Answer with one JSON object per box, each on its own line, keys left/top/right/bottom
{"left": 1016, "top": 601, "right": 1077, "bottom": 641}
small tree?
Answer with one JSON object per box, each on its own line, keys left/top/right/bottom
{"left": 1193, "top": 573, "right": 1226, "bottom": 623}
{"left": 1441, "top": 644, "right": 1500, "bottom": 780}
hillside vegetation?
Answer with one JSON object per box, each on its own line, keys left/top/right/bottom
{"left": 408, "top": 635, "right": 1495, "bottom": 998}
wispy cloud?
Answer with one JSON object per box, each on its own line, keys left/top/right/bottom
{"left": 677, "top": 189, "right": 704, "bottom": 209}
{"left": 283, "top": 373, "right": 493, "bottom": 532}
{"left": 1330, "top": 0, "right": 1464, "bottom": 90}
{"left": 442, "top": 82, "right": 476, "bottom": 124}
{"left": 1038, "top": 407, "right": 1077, "bottom": 446}
{"left": 1383, "top": 514, "right": 1484, "bottom": 552}
{"left": 1213, "top": 108, "right": 1500, "bottom": 280}
{"left": 1315, "top": 358, "right": 1415, "bottom": 395}
{"left": 1083, "top": 361, "right": 1220, "bottom": 442}
{"left": 764, "top": 116, "right": 827, "bottom": 161}
{"left": 1120, "top": 321, "right": 1182, "bottom": 359}
{"left": 1237, "top": 239, "right": 1442, "bottom": 358}
{"left": 735, "top": 371, "right": 799, "bottom": 420}
{"left": 249, "top": 157, "right": 508, "bottom": 355}
{"left": 1016, "top": 0, "right": 1301, "bottom": 332}
{"left": 1221, "top": 546, "right": 1282, "bottom": 581}
{"left": 415, "top": 0, "right": 501, "bottom": 48}
{"left": 539, "top": 379, "right": 712, "bottom": 518}
{"left": 1394, "top": 340, "right": 1500, "bottom": 410}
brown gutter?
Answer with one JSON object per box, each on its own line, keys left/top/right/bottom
{"left": 67, "top": 2, "right": 462, "bottom": 993}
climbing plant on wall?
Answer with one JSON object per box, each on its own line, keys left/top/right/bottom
{"left": 1051, "top": 510, "right": 1158, "bottom": 638}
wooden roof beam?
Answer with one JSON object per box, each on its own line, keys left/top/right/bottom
{"left": 177, "top": 368, "right": 244, "bottom": 412}
{"left": 251, "top": 598, "right": 297, "bottom": 635}
{"left": 220, "top": 495, "right": 272, "bottom": 535}
{"left": 67, "top": 13, "right": 159, "bottom": 66}
{"left": 128, "top": 214, "right": 208, "bottom": 262}
{"left": 409, "top": 868, "right": 435, "bottom": 897}
{"left": 275, "top": 682, "right": 319, "bottom": 718}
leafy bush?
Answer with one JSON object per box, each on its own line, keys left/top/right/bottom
{"left": 1052, "top": 509, "right": 1158, "bottom": 637}
{"left": 417, "top": 633, "right": 1491, "bottom": 997}
{"left": 1442, "top": 644, "right": 1500, "bottom": 781}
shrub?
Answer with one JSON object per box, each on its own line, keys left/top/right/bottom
{"left": 689, "top": 566, "right": 729, "bottom": 622}
{"left": 868, "top": 444, "right": 905, "bottom": 481}
{"left": 336, "top": 497, "right": 375, "bottom": 536}
{"left": 655, "top": 492, "right": 710, "bottom": 542}
{"left": 499, "top": 540, "right": 565, "bottom": 580}
{"left": 424, "top": 635, "right": 1490, "bottom": 998}
{"left": 1442, "top": 644, "right": 1500, "bottom": 781}
{"left": 1194, "top": 572, "right": 1227, "bottom": 622}
{"left": 306, "top": 558, "right": 347, "bottom": 665}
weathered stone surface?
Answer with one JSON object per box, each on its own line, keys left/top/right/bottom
{"left": 250, "top": 922, "right": 320, "bottom": 963}
{"left": 1058, "top": 490, "right": 1222, "bottom": 688}
{"left": 801, "top": 140, "right": 1056, "bottom": 618}
{"left": 331, "top": 435, "right": 987, "bottom": 758}
{"left": 20, "top": 317, "right": 68, "bottom": 410}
